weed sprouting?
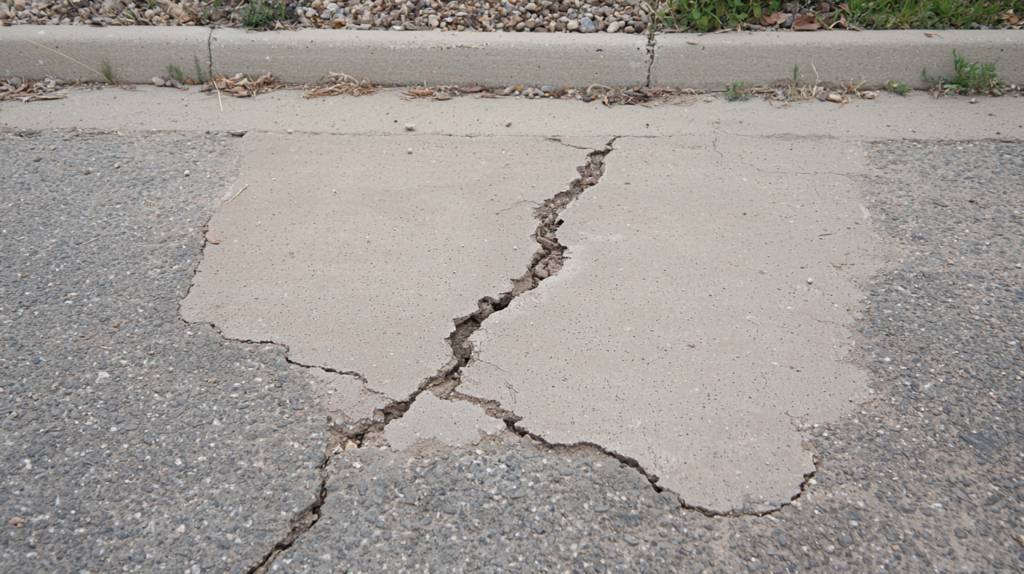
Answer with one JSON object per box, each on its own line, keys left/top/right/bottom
{"left": 167, "top": 64, "right": 186, "bottom": 84}
{"left": 725, "top": 81, "right": 751, "bottom": 101}
{"left": 924, "top": 50, "right": 1003, "bottom": 96}
{"left": 885, "top": 79, "right": 910, "bottom": 96}
{"left": 193, "top": 56, "right": 208, "bottom": 85}
{"left": 100, "top": 60, "right": 116, "bottom": 85}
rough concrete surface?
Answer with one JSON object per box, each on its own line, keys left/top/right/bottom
{"left": 652, "top": 30, "right": 1024, "bottom": 90}
{"left": 382, "top": 393, "right": 505, "bottom": 451}
{"left": 180, "top": 133, "right": 585, "bottom": 408}
{"left": 461, "top": 135, "right": 886, "bottom": 514}
{"left": 211, "top": 28, "right": 650, "bottom": 86}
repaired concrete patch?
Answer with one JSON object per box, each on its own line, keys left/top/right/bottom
{"left": 181, "top": 133, "right": 587, "bottom": 409}
{"left": 383, "top": 393, "right": 506, "bottom": 451}
{"left": 460, "top": 135, "right": 887, "bottom": 514}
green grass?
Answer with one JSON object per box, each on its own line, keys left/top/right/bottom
{"left": 924, "top": 50, "right": 1004, "bottom": 95}
{"left": 658, "top": 0, "right": 1022, "bottom": 31}
{"left": 240, "top": 0, "right": 288, "bottom": 29}
{"left": 725, "top": 80, "right": 751, "bottom": 101}
{"left": 167, "top": 64, "right": 186, "bottom": 84}
{"left": 846, "top": 0, "right": 1021, "bottom": 29}
{"left": 100, "top": 60, "right": 117, "bottom": 85}
{"left": 193, "top": 56, "right": 208, "bottom": 84}
{"left": 885, "top": 79, "right": 910, "bottom": 95}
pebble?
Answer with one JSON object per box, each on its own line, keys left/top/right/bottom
{"left": 405, "top": 124, "right": 415, "bottom": 131}
{"left": 152, "top": 77, "right": 165, "bottom": 87}
{"left": 579, "top": 16, "right": 596, "bottom": 32}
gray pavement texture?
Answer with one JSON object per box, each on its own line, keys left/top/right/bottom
{"left": 1, "top": 105, "right": 1023, "bottom": 574}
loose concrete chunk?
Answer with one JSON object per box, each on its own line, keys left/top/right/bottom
{"left": 461, "top": 135, "right": 886, "bottom": 514}
{"left": 308, "top": 368, "right": 389, "bottom": 426}
{"left": 181, "top": 134, "right": 585, "bottom": 402}
{"left": 383, "top": 393, "right": 505, "bottom": 451}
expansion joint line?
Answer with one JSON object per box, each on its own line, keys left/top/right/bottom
{"left": 645, "top": 23, "right": 656, "bottom": 87}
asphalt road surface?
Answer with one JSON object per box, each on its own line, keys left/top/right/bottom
{"left": 2, "top": 129, "right": 1022, "bottom": 573}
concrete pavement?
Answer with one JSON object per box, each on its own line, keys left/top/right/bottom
{"left": 2, "top": 89, "right": 1023, "bottom": 572}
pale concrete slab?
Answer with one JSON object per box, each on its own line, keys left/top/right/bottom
{"left": 211, "top": 28, "right": 649, "bottom": 86}
{"left": 383, "top": 393, "right": 505, "bottom": 451}
{"left": 0, "top": 25, "right": 211, "bottom": 83}
{"left": 180, "top": 132, "right": 588, "bottom": 404}
{"left": 459, "top": 135, "right": 887, "bottom": 514}
{"left": 652, "top": 30, "right": 1024, "bottom": 90}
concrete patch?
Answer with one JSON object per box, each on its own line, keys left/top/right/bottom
{"left": 180, "top": 133, "right": 587, "bottom": 404}
{"left": 383, "top": 393, "right": 505, "bottom": 451}
{"left": 460, "top": 135, "right": 887, "bottom": 514}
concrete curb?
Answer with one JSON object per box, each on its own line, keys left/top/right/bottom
{"left": 1, "top": 25, "right": 1021, "bottom": 89}
{"left": 652, "top": 30, "right": 1024, "bottom": 90}
{"left": 212, "top": 28, "right": 649, "bottom": 86}
{"left": 1, "top": 25, "right": 212, "bottom": 83}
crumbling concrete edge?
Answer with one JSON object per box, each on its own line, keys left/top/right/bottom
{"left": 3, "top": 25, "right": 1022, "bottom": 90}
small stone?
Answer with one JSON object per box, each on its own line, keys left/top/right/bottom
{"left": 175, "top": 524, "right": 187, "bottom": 533}
{"left": 345, "top": 440, "right": 358, "bottom": 450}
{"left": 152, "top": 77, "right": 165, "bottom": 87}
{"left": 566, "top": 19, "right": 578, "bottom": 30}
{"left": 33, "top": 157, "right": 41, "bottom": 162}
{"left": 525, "top": 2, "right": 537, "bottom": 10}
{"left": 505, "top": 121, "right": 512, "bottom": 127}
{"left": 407, "top": 148, "right": 413, "bottom": 154}
{"left": 862, "top": 91, "right": 878, "bottom": 99}
{"left": 14, "top": 0, "right": 26, "bottom": 10}
{"left": 183, "top": 169, "right": 190, "bottom": 176}
{"left": 807, "top": 278, "right": 813, "bottom": 284}
{"left": 540, "top": 85, "right": 555, "bottom": 93}
{"left": 607, "top": 20, "right": 621, "bottom": 32}
{"left": 325, "top": 2, "right": 338, "bottom": 10}
{"left": 579, "top": 16, "right": 595, "bottom": 32}
{"left": 82, "top": 168, "right": 91, "bottom": 175}
{"left": 7, "top": 517, "right": 24, "bottom": 528}
{"left": 405, "top": 124, "right": 415, "bottom": 131}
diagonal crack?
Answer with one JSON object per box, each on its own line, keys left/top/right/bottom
{"left": 357, "top": 138, "right": 619, "bottom": 435}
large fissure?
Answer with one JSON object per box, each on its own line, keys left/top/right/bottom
{"left": 348, "top": 138, "right": 618, "bottom": 447}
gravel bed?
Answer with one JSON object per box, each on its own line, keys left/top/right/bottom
{"left": 0, "top": 0, "right": 655, "bottom": 33}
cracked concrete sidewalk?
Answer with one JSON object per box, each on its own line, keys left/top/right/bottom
{"left": 2, "top": 86, "right": 1021, "bottom": 572}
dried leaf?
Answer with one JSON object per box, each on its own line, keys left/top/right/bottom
{"left": 760, "top": 12, "right": 785, "bottom": 26}
{"left": 457, "top": 84, "right": 486, "bottom": 93}
{"left": 792, "top": 13, "right": 821, "bottom": 30}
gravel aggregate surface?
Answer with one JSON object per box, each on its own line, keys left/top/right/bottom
{"left": 0, "top": 130, "right": 328, "bottom": 573}
{"left": 1, "top": 128, "right": 1022, "bottom": 574}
